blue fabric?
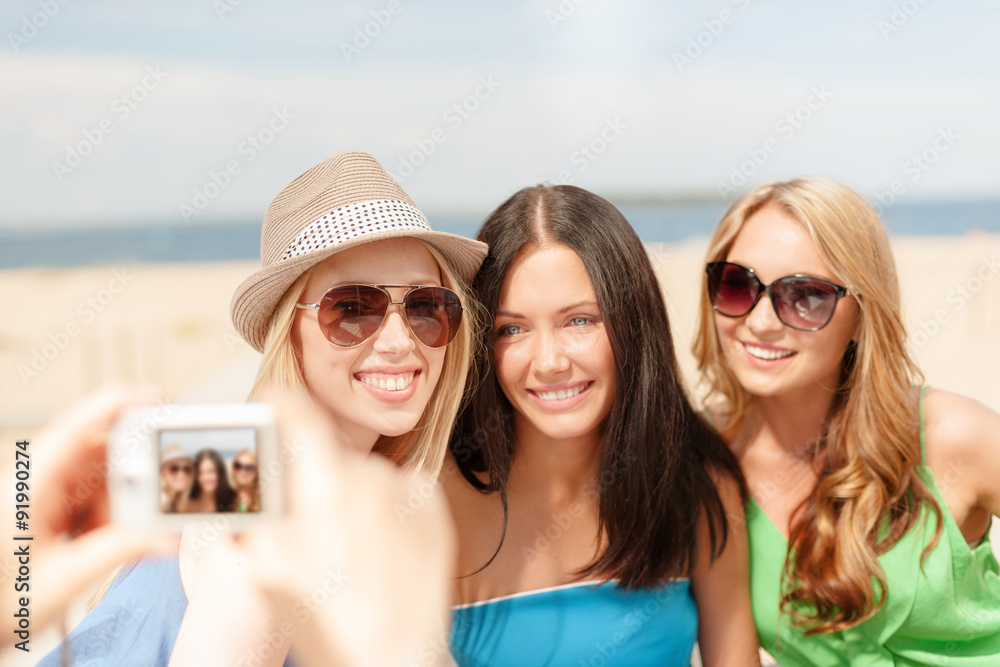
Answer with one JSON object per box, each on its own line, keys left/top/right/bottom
{"left": 450, "top": 579, "right": 697, "bottom": 667}
{"left": 37, "top": 556, "right": 296, "bottom": 667}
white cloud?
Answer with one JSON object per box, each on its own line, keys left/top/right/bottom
{"left": 1, "top": 1, "right": 998, "bottom": 228}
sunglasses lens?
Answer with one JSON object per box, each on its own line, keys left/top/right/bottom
{"left": 169, "top": 465, "right": 191, "bottom": 474}
{"left": 404, "top": 287, "right": 464, "bottom": 348}
{"left": 317, "top": 286, "right": 463, "bottom": 348}
{"left": 772, "top": 277, "right": 839, "bottom": 330}
{"left": 708, "top": 263, "right": 759, "bottom": 317}
{"left": 318, "top": 286, "right": 390, "bottom": 347}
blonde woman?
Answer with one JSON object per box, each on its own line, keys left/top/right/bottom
{"left": 232, "top": 448, "right": 260, "bottom": 513}
{"left": 38, "top": 152, "right": 486, "bottom": 666}
{"left": 695, "top": 177, "right": 1000, "bottom": 665}
{"left": 159, "top": 443, "right": 193, "bottom": 513}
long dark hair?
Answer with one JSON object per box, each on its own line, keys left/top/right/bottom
{"left": 450, "top": 184, "right": 745, "bottom": 589}
{"left": 190, "top": 449, "right": 238, "bottom": 512}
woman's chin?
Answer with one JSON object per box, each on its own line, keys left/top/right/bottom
{"left": 377, "top": 420, "right": 421, "bottom": 439}
{"left": 371, "top": 407, "right": 425, "bottom": 437}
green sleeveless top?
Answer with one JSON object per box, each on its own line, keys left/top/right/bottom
{"left": 747, "top": 388, "right": 1000, "bottom": 665}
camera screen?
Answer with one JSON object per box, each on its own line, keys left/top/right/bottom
{"left": 159, "top": 427, "right": 260, "bottom": 513}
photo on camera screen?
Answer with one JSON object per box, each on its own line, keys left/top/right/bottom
{"left": 159, "top": 427, "right": 260, "bottom": 514}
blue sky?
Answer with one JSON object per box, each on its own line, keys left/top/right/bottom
{"left": 2, "top": 0, "right": 998, "bottom": 227}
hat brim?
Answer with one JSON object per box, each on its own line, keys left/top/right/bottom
{"left": 231, "top": 229, "right": 487, "bottom": 353}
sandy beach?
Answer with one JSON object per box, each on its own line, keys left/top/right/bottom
{"left": 4, "top": 234, "right": 998, "bottom": 434}
{"left": 2, "top": 233, "right": 998, "bottom": 664}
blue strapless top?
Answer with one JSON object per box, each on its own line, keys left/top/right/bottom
{"left": 450, "top": 579, "right": 697, "bottom": 666}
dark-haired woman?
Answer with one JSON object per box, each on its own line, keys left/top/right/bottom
{"left": 444, "top": 185, "right": 760, "bottom": 666}
{"left": 181, "top": 449, "right": 239, "bottom": 513}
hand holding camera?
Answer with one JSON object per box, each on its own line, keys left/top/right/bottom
{"left": 4, "top": 388, "right": 456, "bottom": 666}
{"left": 1, "top": 387, "right": 176, "bottom": 638}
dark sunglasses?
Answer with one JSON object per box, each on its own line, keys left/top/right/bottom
{"left": 706, "top": 261, "right": 851, "bottom": 331}
{"left": 167, "top": 464, "right": 192, "bottom": 475}
{"left": 296, "top": 284, "right": 464, "bottom": 348}
{"left": 233, "top": 461, "right": 256, "bottom": 473}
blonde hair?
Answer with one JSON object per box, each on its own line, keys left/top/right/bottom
{"left": 248, "top": 240, "right": 478, "bottom": 479}
{"left": 693, "top": 177, "right": 940, "bottom": 633}
{"left": 233, "top": 448, "right": 261, "bottom": 513}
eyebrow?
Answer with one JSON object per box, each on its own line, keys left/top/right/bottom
{"left": 496, "top": 300, "right": 599, "bottom": 319}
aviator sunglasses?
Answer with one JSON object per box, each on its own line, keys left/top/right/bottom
{"left": 167, "top": 464, "right": 192, "bottom": 475}
{"left": 296, "top": 284, "right": 464, "bottom": 348}
{"left": 706, "top": 261, "right": 851, "bottom": 331}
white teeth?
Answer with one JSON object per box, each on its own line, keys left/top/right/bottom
{"left": 745, "top": 345, "right": 795, "bottom": 361}
{"left": 536, "top": 384, "right": 586, "bottom": 401}
{"left": 359, "top": 372, "right": 415, "bottom": 391}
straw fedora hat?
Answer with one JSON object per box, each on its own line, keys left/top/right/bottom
{"left": 160, "top": 443, "right": 193, "bottom": 468}
{"left": 231, "top": 151, "right": 488, "bottom": 352}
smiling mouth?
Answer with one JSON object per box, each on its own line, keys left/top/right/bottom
{"left": 744, "top": 344, "right": 795, "bottom": 361}
{"left": 356, "top": 371, "right": 417, "bottom": 392}
{"left": 530, "top": 382, "right": 592, "bottom": 401}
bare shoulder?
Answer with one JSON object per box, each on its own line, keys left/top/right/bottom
{"left": 706, "top": 465, "right": 744, "bottom": 508}
{"left": 689, "top": 464, "right": 758, "bottom": 667}
{"left": 436, "top": 450, "right": 506, "bottom": 590}
{"left": 921, "top": 388, "right": 1000, "bottom": 514}
{"left": 695, "top": 465, "right": 748, "bottom": 568}
{"left": 921, "top": 388, "right": 999, "bottom": 459}
{"left": 438, "top": 450, "right": 485, "bottom": 512}
{"left": 437, "top": 450, "right": 500, "bottom": 536}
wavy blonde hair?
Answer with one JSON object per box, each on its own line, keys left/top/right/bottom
{"left": 693, "top": 177, "right": 940, "bottom": 633}
{"left": 249, "top": 241, "right": 479, "bottom": 479}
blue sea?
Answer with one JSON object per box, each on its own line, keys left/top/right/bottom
{"left": 2, "top": 198, "right": 998, "bottom": 269}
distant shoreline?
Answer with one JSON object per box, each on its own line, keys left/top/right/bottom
{"left": 2, "top": 198, "right": 999, "bottom": 270}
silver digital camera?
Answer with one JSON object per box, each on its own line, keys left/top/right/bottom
{"left": 108, "top": 403, "right": 283, "bottom": 530}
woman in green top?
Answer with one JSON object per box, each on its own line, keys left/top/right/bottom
{"left": 693, "top": 177, "right": 1000, "bottom": 665}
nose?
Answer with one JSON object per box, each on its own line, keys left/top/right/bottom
{"left": 744, "top": 289, "right": 785, "bottom": 337}
{"left": 371, "top": 304, "right": 417, "bottom": 357}
{"left": 533, "top": 330, "right": 571, "bottom": 376}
